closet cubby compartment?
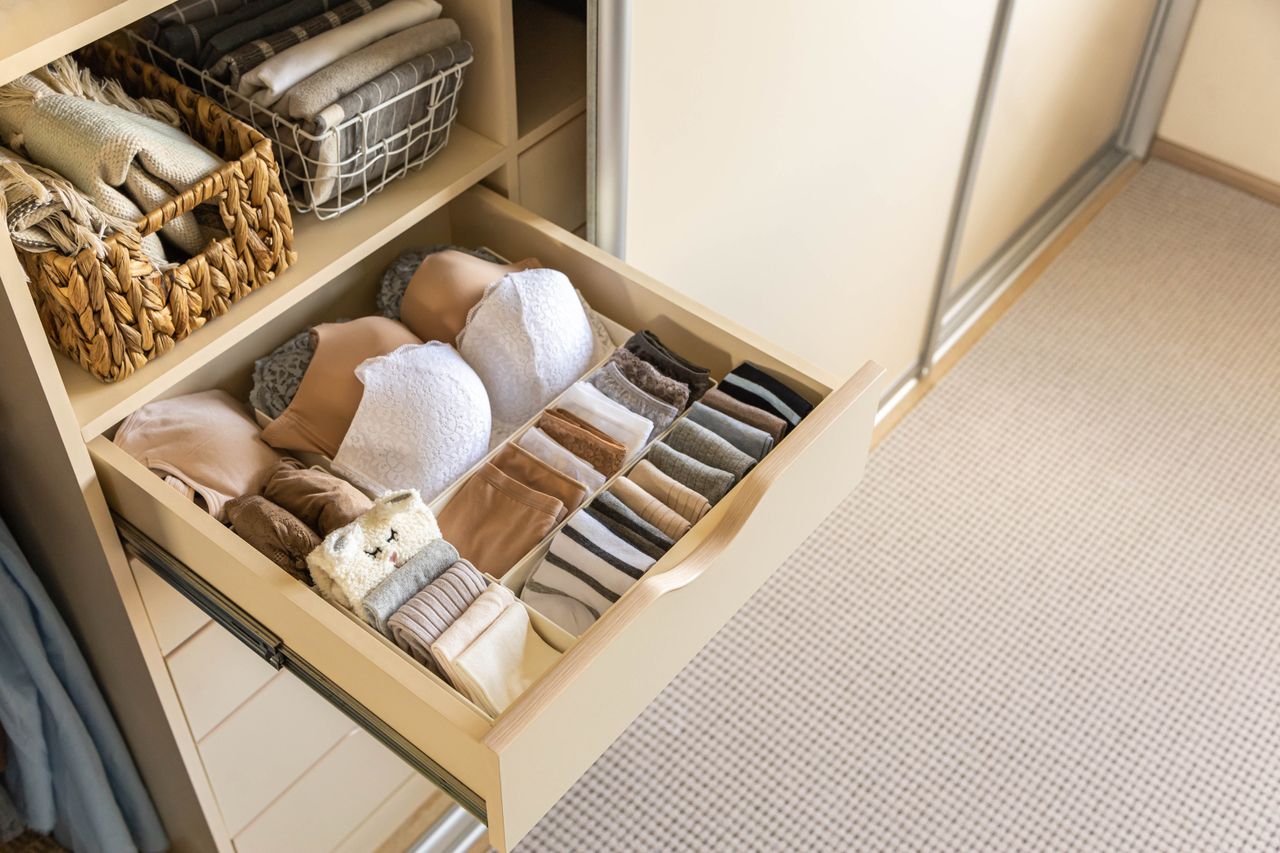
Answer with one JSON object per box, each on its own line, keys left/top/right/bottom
{"left": 89, "top": 184, "right": 883, "bottom": 851}
{"left": 512, "top": 0, "right": 586, "bottom": 144}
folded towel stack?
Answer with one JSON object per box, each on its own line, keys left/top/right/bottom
{"left": 143, "top": 0, "right": 475, "bottom": 212}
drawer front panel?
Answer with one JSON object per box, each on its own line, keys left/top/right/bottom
{"left": 92, "top": 188, "right": 883, "bottom": 851}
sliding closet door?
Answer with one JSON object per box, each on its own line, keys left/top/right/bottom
{"left": 609, "top": 1, "right": 998, "bottom": 384}
{"left": 948, "top": 0, "right": 1159, "bottom": 292}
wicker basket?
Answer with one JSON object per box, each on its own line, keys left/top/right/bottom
{"left": 16, "top": 40, "right": 297, "bottom": 383}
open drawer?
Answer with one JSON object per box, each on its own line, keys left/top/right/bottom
{"left": 89, "top": 186, "right": 884, "bottom": 851}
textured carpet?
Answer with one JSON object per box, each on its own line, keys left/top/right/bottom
{"left": 515, "top": 161, "right": 1280, "bottom": 851}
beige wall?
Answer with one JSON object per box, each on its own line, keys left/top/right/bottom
{"left": 621, "top": 1, "right": 999, "bottom": 382}
{"left": 1159, "top": 0, "right": 1280, "bottom": 185}
{"left": 952, "top": 0, "right": 1158, "bottom": 287}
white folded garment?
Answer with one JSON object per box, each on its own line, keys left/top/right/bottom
{"left": 451, "top": 602, "right": 560, "bottom": 716}
{"left": 554, "top": 381, "right": 654, "bottom": 460}
{"left": 236, "top": 0, "right": 443, "bottom": 106}
{"left": 516, "top": 427, "right": 607, "bottom": 493}
{"left": 430, "top": 584, "right": 514, "bottom": 690}
{"left": 521, "top": 511, "right": 655, "bottom": 636}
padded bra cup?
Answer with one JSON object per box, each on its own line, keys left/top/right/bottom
{"left": 458, "top": 268, "right": 597, "bottom": 431}
{"left": 399, "top": 249, "right": 541, "bottom": 344}
{"left": 260, "top": 316, "right": 421, "bottom": 457}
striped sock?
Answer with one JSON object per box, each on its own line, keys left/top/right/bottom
{"left": 521, "top": 511, "right": 656, "bottom": 636}
{"left": 718, "top": 362, "right": 814, "bottom": 432}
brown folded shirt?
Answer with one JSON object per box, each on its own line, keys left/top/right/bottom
{"left": 437, "top": 463, "right": 565, "bottom": 578}
{"left": 225, "top": 495, "right": 321, "bottom": 583}
{"left": 538, "top": 409, "right": 627, "bottom": 476}
{"left": 261, "top": 459, "right": 373, "bottom": 536}
{"left": 700, "top": 387, "right": 787, "bottom": 444}
{"left": 490, "top": 443, "right": 589, "bottom": 518}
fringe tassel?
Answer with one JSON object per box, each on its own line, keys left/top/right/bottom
{"left": 33, "top": 56, "right": 182, "bottom": 127}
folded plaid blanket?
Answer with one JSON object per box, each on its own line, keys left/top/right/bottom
{"left": 156, "top": 0, "right": 294, "bottom": 64}
{"left": 207, "top": 0, "right": 392, "bottom": 85}
{"left": 285, "top": 40, "right": 471, "bottom": 207}
{"left": 197, "top": 0, "right": 346, "bottom": 70}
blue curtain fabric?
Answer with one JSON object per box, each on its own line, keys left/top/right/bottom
{"left": 0, "top": 517, "right": 168, "bottom": 852}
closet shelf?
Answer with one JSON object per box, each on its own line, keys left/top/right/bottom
{"left": 0, "top": 0, "right": 171, "bottom": 86}
{"left": 60, "top": 126, "right": 506, "bottom": 440}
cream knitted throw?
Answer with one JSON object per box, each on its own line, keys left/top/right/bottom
{"left": 0, "top": 145, "right": 154, "bottom": 262}
{"left": 0, "top": 61, "right": 223, "bottom": 261}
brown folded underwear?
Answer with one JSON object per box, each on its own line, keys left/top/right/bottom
{"left": 261, "top": 458, "right": 373, "bottom": 536}
{"left": 437, "top": 463, "right": 565, "bottom": 578}
{"left": 225, "top": 495, "right": 321, "bottom": 583}
{"left": 490, "top": 443, "right": 589, "bottom": 516}
{"left": 538, "top": 408, "right": 627, "bottom": 476}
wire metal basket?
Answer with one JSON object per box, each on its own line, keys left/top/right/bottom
{"left": 127, "top": 30, "right": 473, "bottom": 219}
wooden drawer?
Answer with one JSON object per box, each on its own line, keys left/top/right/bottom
{"left": 89, "top": 187, "right": 883, "bottom": 851}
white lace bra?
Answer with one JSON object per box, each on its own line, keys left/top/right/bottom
{"left": 457, "top": 268, "right": 597, "bottom": 435}
{"left": 333, "top": 342, "right": 491, "bottom": 501}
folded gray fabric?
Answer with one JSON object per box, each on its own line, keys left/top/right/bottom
{"left": 0, "top": 79, "right": 222, "bottom": 257}
{"left": 585, "top": 505, "right": 668, "bottom": 562}
{"left": 150, "top": 0, "right": 249, "bottom": 28}
{"left": 376, "top": 244, "right": 505, "bottom": 319}
{"left": 207, "top": 0, "right": 389, "bottom": 83}
{"left": 587, "top": 362, "right": 679, "bottom": 433}
{"left": 645, "top": 441, "right": 735, "bottom": 506}
{"left": 249, "top": 328, "right": 315, "bottom": 418}
{"left": 664, "top": 419, "right": 755, "bottom": 482}
{"left": 198, "top": 0, "right": 345, "bottom": 69}
{"left": 156, "top": 0, "right": 294, "bottom": 64}
{"left": 279, "top": 18, "right": 461, "bottom": 119}
{"left": 289, "top": 40, "right": 472, "bottom": 207}
{"left": 623, "top": 330, "right": 713, "bottom": 400}
{"left": 608, "top": 348, "right": 690, "bottom": 410}
{"left": 686, "top": 401, "right": 774, "bottom": 461}
{"left": 387, "top": 560, "right": 487, "bottom": 670}
{"left": 360, "top": 538, "right": 460, "bottom": 634}
{"left": 589, "top": 491, "right": 675, "bottom": 555}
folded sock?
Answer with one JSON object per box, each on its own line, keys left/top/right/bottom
{"left": 584, "top": 506, "right": 669, "bottom": 561}
{"left": 686, "top": 401, "right": 775, "bottom": 462}
{"left": 226, "top": 495, "right": 320, "bottom": 582}
{"left": 609, "top": 477, "right": 691, "bottom": 541}
{"left": 645, "top": 442, "right": 735, "bottom": 506}
{"left": 588, "top": 492, "right": 675, "bottom": 556}
{"left": 437, "top": 463, "right": 564, "bottom": 578}
{"left": 555, "top": 382, "right": 654, "bottom": 459}
{"left": 622, "top": 331, "right": 712, "bottom": 400}
{"left": 538, "top": 409, "right": 627, "bottom": 476}
{"left": 262, "top": 458, "right": 373, "bottom": 536}
{"left": 387, "top": 560, "right": 487, "bottom": 672}
{"left": 628, "top": 459, "right": 711, "bottom": 525}
{"left": 718, "top": 362, "right": 814, "bottom": 432}
{"left": 431, "top": 583, "right": 515, "bottom": 689}
{"left": 451, "top": 602, "right": 560, "bottom": 716}
{"left": 521, "top": 511, "right": 655, "bottom": 636}
{"left": 607, "top": 348, "right": 690, "bottom": 410}
{"left": 664, "top": 419, "right": 756, "bottom": 482}
{"left": 587, "top": 362, "right": 679, "bottom": 433}
{"left": 700, "top": 387, "right": 787, "bottom": 444}
{"left": 306, "top": 489, "right": 441, "bottom": 609}
{"left": 359, "top": 538, "right": 460, "bottom": 634}
{"left": 515, "top": 427, "right": 607, "bottom": 493}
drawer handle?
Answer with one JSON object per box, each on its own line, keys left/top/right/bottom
{"left": 487, "top": 362, "right": 881, "bottom": 744}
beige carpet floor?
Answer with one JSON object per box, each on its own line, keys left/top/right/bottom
{"left": 516, "top": 161, "right": 1280, "bottom": 851}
